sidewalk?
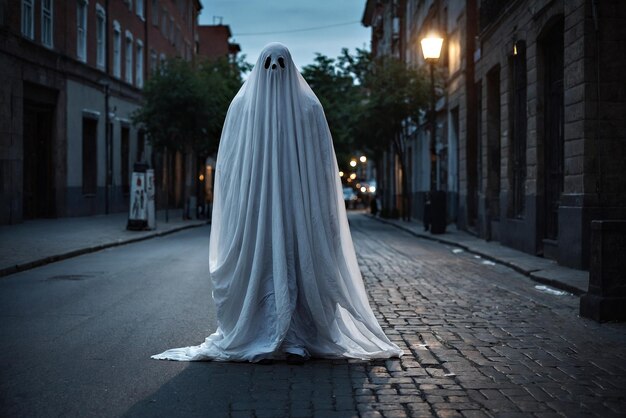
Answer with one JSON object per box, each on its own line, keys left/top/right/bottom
{"left": 369, "top": 214, "right": 589, "bottom": 296}
{"left": 1, "top": 209, "right": 588, "bottom": 295}
{"left": 0, "top": 210, "right": 207, "bottom": 277}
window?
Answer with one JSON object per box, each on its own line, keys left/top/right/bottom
{"left": 96, "top": 4, "right": 106, "bottom": 68}
{"left": 508, "top": 40, "right": 527, "bottom": 218}
{"left": 82, "top": 117, "right": 98, "bottom": 195}
{"left": 136, "top": 0, "right": 143, "bottom": 19}
{"left": 169, "top": 16, "right": 174, "bottom": 44}
{"left": 188, "top": 1, "right": 193, "bottom": 30}
{"left": 76, "top": 0, "right": 87, "bottom": 62}
{"left": 21, "top": 0, "right": 34, "bottom": 39}
{"left": 151, "top": 0, "right": 158, "bottom": 25}
{"left": 161, "top": 8, "right": 167, "bottom": 36}
{"left": 448, "top": 30, "right": 461, "bottom": 75}
{"left": 150, "top": 49, "right": 157, "bottom": 74}
{"left": 125, "top": 31, "right": 133, "bottom": 84}
{"left": 41, "top": 0, "right": 53, "bottom": 48}
{"left": 159, "top": 52, "right": 166, "bottom": 71}
{"left": 113, "top": 21, "right": 121, "bottom": 78}
{"left": 136, "top": 40, "right": 143, "bottom": 87}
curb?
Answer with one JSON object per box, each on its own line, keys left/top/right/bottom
{"left": 369, "top": 215, "right": 585, "bottom": 296}
{"left": 0, "top": 222, "right": 208, "bottom": 279}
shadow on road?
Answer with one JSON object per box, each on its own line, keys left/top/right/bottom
{"left": 122, "top": 358, "right": 379, "bottom": 417}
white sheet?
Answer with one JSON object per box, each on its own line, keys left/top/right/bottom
{"left": 152, "top": 43, "right": 403, "bottom": 362}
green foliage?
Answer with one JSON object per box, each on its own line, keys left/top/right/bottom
{"left": 356, "top": 56, "right": 430, "bottom": 155}
{"left": 301, "top": 48, "right": 429, "bottom": 171}
{"left": 301, "top": 52, "right": 360, "bottom": 161}
{"left": 195, "top": 56, "right": 251, "bottom": 157}
{"left": 131, "top": 56, "right": 249, "bottom": 158}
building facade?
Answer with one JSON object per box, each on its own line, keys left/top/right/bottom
{"left": 362, "top": 0, "right": 462, "bottom": 223}
{"left": 197, "top": 24, "right": 240, "bottom": 62}
{"left": 0, "top": 0, "right": 202, "bottom": 224}
{"left": 363, "top": 0, "right": 626, "bottom": 270}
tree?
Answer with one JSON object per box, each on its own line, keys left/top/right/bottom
{"left": 355, "top": 55, "right": 430, "bottom": 220}
{"left": 132, "top": 56, "right": 248, "bottom": 219}
{"left": 131, "top": 58, "right": 205, "bottom": 219}
{"left": 301, "top": 52, "right": 361, "bottom": 165}
{"left": 195, "top": 56, "right": 251, "bottom": 158}
{"left": 301, "top": 49, "right": 430, "bottom": 219}
{"left": 193, "top": 56, "right": 250, "bottom": 214}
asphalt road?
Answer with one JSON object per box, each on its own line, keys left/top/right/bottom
{"left": 0, "top": 225, "right": 219, "bottom": 417}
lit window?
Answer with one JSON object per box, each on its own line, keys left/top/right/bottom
{"left": 41, "top": 0, "right": 53, "bottom": 48}
{"left": 96, "top": 4, "right": 106, "bottom": 69}
{"left": 76, "top": 0, "right": 88, "bottom": 62}
{"left": 21, "top": 0, "right": 34, "bottom": 39}
{"left": 448, "top": 31, "right": 461, "bottom": 74}
{"left": 136, "top": 40, "right": 143, "bottom": 87}
{"left": 125, "top": 31, "right": 134, "bottom": 84}
{"left": 113, "top": 21, "right": 121, "bottom": 78}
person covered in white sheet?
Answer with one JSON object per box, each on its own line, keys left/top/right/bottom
{"left": 152, "top": 43, "right": 403, "bottom": 363}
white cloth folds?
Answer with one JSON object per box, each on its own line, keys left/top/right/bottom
{"left": 152, "top": 43, "right": 403, "bottom": 362}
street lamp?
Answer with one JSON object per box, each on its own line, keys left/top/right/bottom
{"left": 421, "top": 34, "right": 443, "bottom": 191}
{"left": 421, "top": 33, "right": 445, "bottom": 234}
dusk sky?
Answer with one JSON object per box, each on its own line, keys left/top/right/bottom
{"left": 198, "top": 0, "right": 371, "bottom": 70}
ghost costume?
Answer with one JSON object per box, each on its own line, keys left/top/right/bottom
{"left": 152, "top": 43, "right": 403, "bottom": 362}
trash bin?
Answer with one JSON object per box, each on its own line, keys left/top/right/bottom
{"left": 127, "top": 163, "right": 155, "bottom": 230}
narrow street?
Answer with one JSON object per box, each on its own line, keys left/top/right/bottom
{"left": 1, "top": 214, "right": 625, "bottom": 417}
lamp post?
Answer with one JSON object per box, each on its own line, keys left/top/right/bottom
{"left": 421, "top": 34, "right": 445, "bottom": 233}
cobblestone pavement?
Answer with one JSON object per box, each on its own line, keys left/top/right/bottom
{"left": 139, "top": 214, "right": 626, "bottom": 418}
{"left": 344, "top": 214, "right": 626, "bottom": 418}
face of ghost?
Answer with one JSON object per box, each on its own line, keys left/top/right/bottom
{"left": 264, "top": 55, "right": 286, "bottom": 71}
{"left": 241, "top": 43, "right": 308, "bottom": 109}
{"left": 259, "top": 43, "right": 291, "bottom": 75}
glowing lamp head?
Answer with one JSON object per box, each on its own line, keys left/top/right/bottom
{"left": 359, "top": 156, "right": 367, "bottom": 163}
{"left": 349, "top": 160, "right": 357, "bottom": 167}
{"left": 421, "top": 35, "right": 444, "bottom": 60}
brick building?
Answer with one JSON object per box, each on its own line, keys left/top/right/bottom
{"left": 0, "top": 0, "right": 202, "bottom": 224}
{"left": 197, "top": 24, "right": 240, "bottom": 62}
{"left": 362, "top": 0, "right": 626, "bottom": 271}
